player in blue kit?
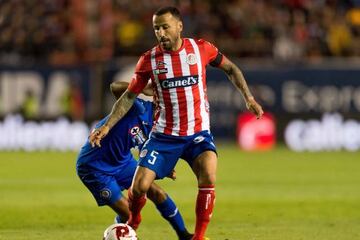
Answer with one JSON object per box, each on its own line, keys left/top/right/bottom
{"left": 76, "top": 81, "right": 193, "bottom": 240}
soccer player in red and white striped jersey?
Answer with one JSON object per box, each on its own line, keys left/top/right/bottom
{"left": 130, "top": 37, "right": 220, "bottom": 136}
{"left": 90, "top": 6, "right": 263, "bottom": 240}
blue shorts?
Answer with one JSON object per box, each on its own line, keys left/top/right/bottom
{"left": 138, "top": 130, "right": 217, "bottom": 179}
{"left": 77, "top": 159, "right": 137, "bottom": 206}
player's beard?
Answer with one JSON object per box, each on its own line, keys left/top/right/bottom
{"left": 160, "top": 38, "right": 172, "bottom": 50}
{"left": 160, "top": 36, "right": 182, "bottom": 51}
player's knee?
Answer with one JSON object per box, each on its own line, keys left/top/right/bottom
{"left": 131, "top": 186, "right": 146, "bottom": 198}
{"left": 132, "top": 180, "right": 151, "bottom": 197}
{"left": 198, "top": 172, "right": 216, "bottom": 185}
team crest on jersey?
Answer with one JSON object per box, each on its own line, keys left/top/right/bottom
{"left": 154, "top": 61, "right": 168, "bottom": 75}
{"left": 186, "top": 53, "right": 197, "bottom": 65}
{"left": 100, "top": 188, "right": 112, "bottom": 199}
{"left": 130, "top": 126, "right": 140, "bottom": 135}
{"left": 129, "top": 125, "right": 147, "bottom": 145}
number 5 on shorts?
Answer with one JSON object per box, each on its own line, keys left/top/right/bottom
{"left": 148, "top": 150, "right": 158, "bottom": 165}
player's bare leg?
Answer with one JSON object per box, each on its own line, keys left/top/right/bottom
{"left": 191, "top": 150, "right": 217, "bottom": 240}
{"left": 131, "top": 166, "right": 157, "bottom": 196}
{"left": 127, "top": 166, "right": 156, "bottom": 230}
{"left": 147, "top": 182, "right": 167, "bottom": 203}
{"left": 109, "top": 197, "right": 131, "bottom": 223}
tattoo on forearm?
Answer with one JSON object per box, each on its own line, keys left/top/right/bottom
{"left": 105, "top": 92, "right": 135, "bottom": 129}
{"left": 223, "top": 62, "right": 253, "bottom": 100}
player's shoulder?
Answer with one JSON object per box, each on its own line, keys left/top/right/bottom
{"left": 136, "top": 48, "right": 155, "bottom": 69}
{"left": 190, "top": 38, "right": 214, "bottom": 46}
{"left": 188, "top": 38, "right": 218, "bottom": 52}
{"left": 134, "top": 98, "right": 153, "bottom": 113}
{"left": 141, "top": 44, "right": 160, "bottom": 57}
{"left": 134, "top": 97, "right": 147, "bottom": 106}
{"left": 139, "top": 45, "right": 161, "bottom": 62}
{"left": 194, "top": 38, "right": 208, "bottom": 44}
{"left": 141, "top": 48, "right": 153, "bottom": 57}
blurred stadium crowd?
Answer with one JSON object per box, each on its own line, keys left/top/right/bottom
{"left": 1, "top": 0, "right": 360, "bottom": 65}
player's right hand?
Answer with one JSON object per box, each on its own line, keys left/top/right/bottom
{"left": 89, "top": 125, "right": 110, "bottom": 148}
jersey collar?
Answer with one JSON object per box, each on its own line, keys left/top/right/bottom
{"left": 158, "top": 38, "right": 185, "bottom": 54}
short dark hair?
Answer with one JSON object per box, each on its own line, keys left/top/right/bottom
{"left": 154, "top": 6, "right": 182, "bottom": 20}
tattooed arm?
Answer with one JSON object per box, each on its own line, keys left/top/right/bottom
{"left": 219, "top": 57, "right": 253, "bottom": 101}
{"left": 89, "top": 90, "right": 138, "bottom": 147}
{"left": 105, "top": 90, "right": 137, "bottom": 129}
{"left": 218, "top": 57, "right": 264, "bottom": 118}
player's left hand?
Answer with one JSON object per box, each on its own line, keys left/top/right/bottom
{"left": 246, "top": 97, "right": 264, "bottom": 119}
{"left": 89, "top": 125, "right": 110, "bottom": 148}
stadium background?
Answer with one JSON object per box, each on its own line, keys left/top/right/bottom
{"left": 0, "top": 0, "right": 360, "bottom": 239}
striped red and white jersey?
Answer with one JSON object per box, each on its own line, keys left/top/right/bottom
{"left": 128, "top": 38, "right": 224, "bottom": 136}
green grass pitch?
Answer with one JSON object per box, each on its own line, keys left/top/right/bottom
{"left": 0, "top": 145, "right": 359, "bottom": 240}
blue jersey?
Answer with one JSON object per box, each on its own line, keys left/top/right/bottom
{"left": 76, "top": 99, "right": 153, "bottom": 175}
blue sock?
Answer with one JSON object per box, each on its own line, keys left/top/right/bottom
{"left": 115, "top": 215, "right": 123, "bottom": 223}
{"left": 156, "top": 195, "right": 187, "bottom": 236}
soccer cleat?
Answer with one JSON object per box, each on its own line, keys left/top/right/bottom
{"left": 191, "top": 237, "right": 209, "bottom": 240}
{"left": 126, "top": 213, "right": 142, "bottom": 230}
{"left": 179, "top": 231, "right": 193, "bottom": 240}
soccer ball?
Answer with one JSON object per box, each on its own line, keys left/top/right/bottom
{"left": 103, "top": 223, "right": 137, "bottom": 240}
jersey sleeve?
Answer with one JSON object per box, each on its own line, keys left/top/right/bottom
{"left": 201, "top": 39, "right": 224, "bottom": 67}
{"left": 128, "top": 53, "right": 151, "bottom": 94}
